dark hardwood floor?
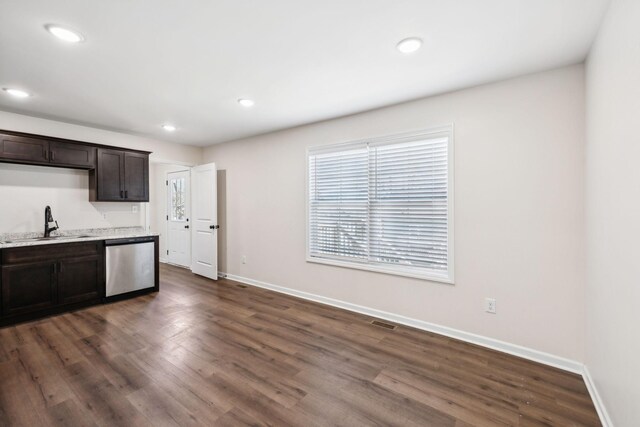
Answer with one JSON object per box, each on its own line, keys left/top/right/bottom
{"left": 0, "top": 264, "right": 600, "bottom": 426}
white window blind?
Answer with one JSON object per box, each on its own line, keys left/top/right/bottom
{"left": 307, "top": 127, "right": 453, "bottom": 282}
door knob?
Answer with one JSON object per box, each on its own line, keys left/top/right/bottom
{"left": 209, "top": 225, "right": 219, "bottom": 230}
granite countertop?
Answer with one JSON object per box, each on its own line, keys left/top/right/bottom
{"left": 0, "top": 227, "right": 159, "bottom": 249}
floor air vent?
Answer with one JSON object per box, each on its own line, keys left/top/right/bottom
{"left": 236, "top": 284, "right": 248, "bottom": 289}
{"left": 370, "top": 320, "right": 397, "bottom": 330}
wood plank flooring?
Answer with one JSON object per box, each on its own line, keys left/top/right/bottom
{"left": 0, "top": 264, "right": 600, "bottom": 426}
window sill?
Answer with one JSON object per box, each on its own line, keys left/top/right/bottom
{"left": 306, "top": 256, "right": 454, "bottom": 285}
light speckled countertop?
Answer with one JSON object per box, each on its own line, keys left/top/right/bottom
{"left": 0, "top": 227, "right": 159, "bottom": 249}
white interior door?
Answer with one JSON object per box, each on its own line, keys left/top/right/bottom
{"left": 191, "top": 163, "right": 218, "bottom": 279}
{"left": 167, "top": 170, "right": 191, "bottom": 267}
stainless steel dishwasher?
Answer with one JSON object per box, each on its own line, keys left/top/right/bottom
{"left": 105, "top": 236, "right": 156, "bottom": 297}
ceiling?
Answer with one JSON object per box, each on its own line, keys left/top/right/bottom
{"left": 0, "top": 0, "right": 609, "bottom": 146}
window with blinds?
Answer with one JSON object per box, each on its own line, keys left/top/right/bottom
{"left": 307, "top": 127, "right": 453, "bottom": 283}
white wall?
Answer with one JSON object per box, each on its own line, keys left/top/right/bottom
{"left": 0, "top": 111, "right": 202, "bottom": 234}
{"left": 585, "top": 0, "right": 640, "bottom": 424}
{"left": 203, "top": 65, "right": 586, "bottom": 361}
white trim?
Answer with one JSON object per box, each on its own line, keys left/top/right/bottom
{"left": 150, "top": 158, "right": 195, "bottom": 167}
{"left": 218, "top": 271, "right": 582, "bottom": 374}
{"left": 305, "top": 125, "right": 455, "bottom": 285}
{"left": 582, "top": 365, "right": 613, "bottom": 427}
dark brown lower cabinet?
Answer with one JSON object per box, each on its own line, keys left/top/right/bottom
{"left": 1, "top": 261, "right": 57, "bottom": 317}
{"left": 58, "top": 255, "right": 102, "bottom": 305}
{"left": 0, "top": 242, "right": 104, "bottom": 323}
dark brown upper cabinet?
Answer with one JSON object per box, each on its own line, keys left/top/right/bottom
{"left": 0, "top": 133, "right": 50, "bottom": 164}
{"left": 0, "top": 131, "right": 96, "bottom": 169}
{"left": 93, "top": 149, "right": 124, "bottom": 201}
{"left": 0, "top": 129, "right": 150, "bottom": 202}
{"left": 90, "top": 148, "right": 149, "bottom": 202}
{"left": 49, "top": 140, "right": 96, "bottom": 168}
{"left": 124, "top": 151, "right": 149, "bottom": 201}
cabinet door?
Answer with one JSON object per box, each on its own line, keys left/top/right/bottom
{"left": 0, "top": 133, "right": 49, "bottom": 164}
{"left": 124, "top": 152, "right": 149, "bottom": 201}
{"left": 58, "top": 255, "right": 102, "bottom": 305}
{"left": 50, "top": 141, "right": 96, "bottom": 169}
{"left": 96, "top": 148, "right": 125, "bottom": 201}
{"left": 1, "top": 262, "right": 57, "bottom": 317}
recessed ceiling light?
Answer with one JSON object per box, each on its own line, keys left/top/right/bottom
{"left": 45, "top": 24, "right": 84, "bottom": 43}
{"left": 237, "top": 98, "right": 255, "bottom": 108}
{"left": 396, "top": 37, "right": 423, "bottom": 54}
{"left": 2, "top": 88, "right": 31, "bottom": 98}
{"left": 162, "top": 124, "right": 177, "bottom": 132}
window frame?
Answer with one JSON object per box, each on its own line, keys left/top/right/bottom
{"left": 305, "top": 125, "right": 455, "bottom": 284}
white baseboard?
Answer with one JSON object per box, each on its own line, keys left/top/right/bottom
{"left": 582, "top": 365, "right": 613, "bottom": 427}
{"left": 218, "top": 271, "right": 582, "bottom": 374}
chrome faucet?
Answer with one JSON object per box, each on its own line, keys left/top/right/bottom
{"left": 44, "top": 206, "right": 59, "bottom": 237}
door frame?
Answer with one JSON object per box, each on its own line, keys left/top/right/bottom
{"left": 165, "top": 168, "right": 192, "bottom": 268}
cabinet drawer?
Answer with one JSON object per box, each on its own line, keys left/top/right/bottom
{"left": 1, "top": 241, "right": 102, "bottom": 265}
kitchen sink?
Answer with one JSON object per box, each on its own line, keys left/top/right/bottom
{"left": 0, "top": 235, "right": 94, "bottom": 244}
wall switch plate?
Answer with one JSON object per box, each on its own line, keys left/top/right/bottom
{"left": 242, "top": 255, "right": 247, "bottom": 264}
{"left": 485, "top": 298, "right": 497, "bottom": 314}
{"left": 132, "top": 205, "right": 138, "bottom": 213}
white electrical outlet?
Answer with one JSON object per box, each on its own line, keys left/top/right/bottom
{"left": 242, "top": 255, "right": 247, "bottom": 264}
{"left": 485, "top": 298, "right": 497, "bottom": 314}
{"left": 132, "top": 205, "right": 138, "bottom": 213}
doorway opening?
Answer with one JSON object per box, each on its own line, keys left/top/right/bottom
{"left": 151, "top": 162, "right": 218, "bottom": 279}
